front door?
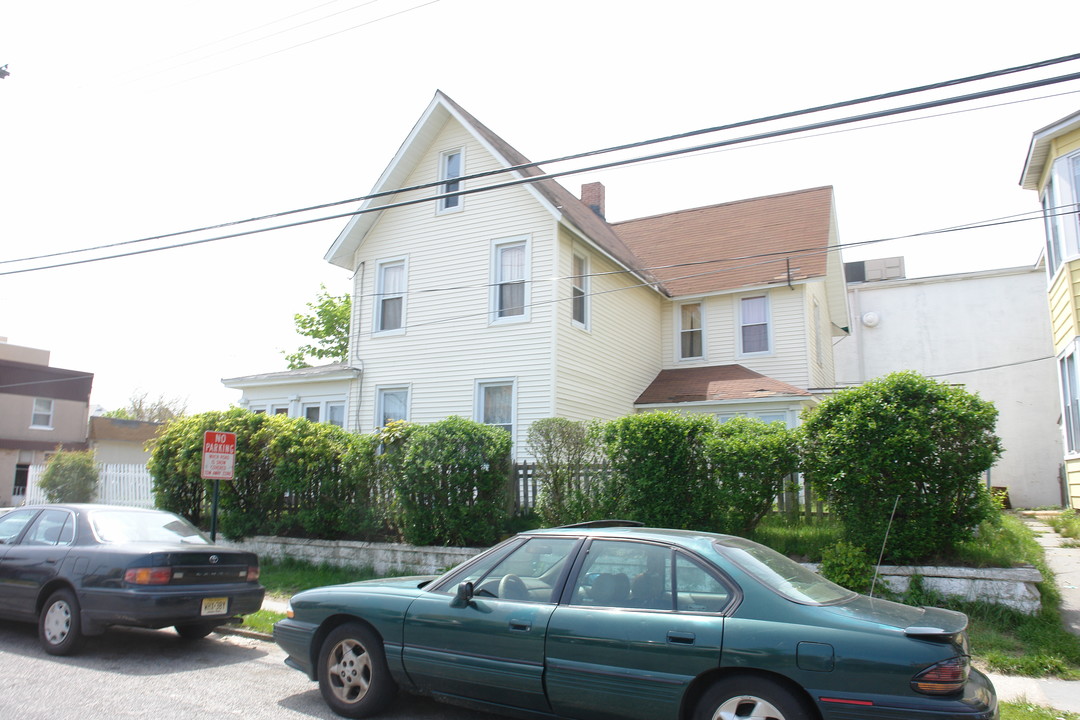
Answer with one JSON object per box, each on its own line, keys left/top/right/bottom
{"left": 402, "top": 536, "right": 578, "bottom": 713}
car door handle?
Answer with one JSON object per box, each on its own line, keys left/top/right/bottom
{"left": 509, "top": 620, "right": 532, "bottom": 632}
{"left": 667, "top": 631, "right": 696, "bottom": 645}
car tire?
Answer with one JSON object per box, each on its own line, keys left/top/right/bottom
{"left": 39, "top": 588, "right": 86, "bottom": 656}
{"left": 175, "top": 622, "right": 219, "bottom": 640}
{"left": 694, "top": 676, "right": 814, "bottom": 720}
{"left": 317, "top": 622, "right": 397, "bottom": 718}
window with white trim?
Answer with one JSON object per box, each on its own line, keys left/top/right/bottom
{"left": 739, "top": 295, "right": 770, "bottom": 354}
{"left": 477, "top": 380, "right": 514, "bottom": 436}
{"left": 1043, "top": 151, "right": 1080, "bottom": 278}
{"left": 31, "top": 398, "right": 53, "bottom": 428}
{"left": 303, "top": 404, "right": 321, "bottom": 422}
{"left": 492, "top": 239, "right": 528, "bottom": 321}
{"left": 375, "top": 259, "right": 406, "bottom": 333}
{"left": 678, "top": 302, "right": 703, "bottom": 360}
{"left": 327, "top": 402, "right": 345, "bottom": 428}
{"left": 377, "top": 387, "right": 409, "bottom": 427}
{"left": 1061, "top": 348, "right": 1080, "bottom": 453}
{"left": 571, "top": 253, "right": 589, "bottom": 327}
{"left": 438, "top": 149, "right": 463, "bottom": 213}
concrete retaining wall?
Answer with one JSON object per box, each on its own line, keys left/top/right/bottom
{"left": 227, "top": 536, "right": 1045, "bottom": 613}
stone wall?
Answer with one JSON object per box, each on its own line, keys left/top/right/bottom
{"left": 222, "top": 535, "right": 483, "bottom": 576}
{"left": 227, "top": 535, "right": 1045, "bottom": 613}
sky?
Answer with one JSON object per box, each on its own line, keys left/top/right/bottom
{"left": 1, "top": 0, "right": 1079, "bottom": 414}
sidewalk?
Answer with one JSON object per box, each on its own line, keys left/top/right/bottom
{"left": 986, "top": 516, "right": 1080, "bottom": 713}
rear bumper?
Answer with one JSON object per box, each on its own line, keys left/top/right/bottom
{"left": 79, "top": 584, "right": 265, "bottom": 632}
{"left": 816, "top": 667, "right": 998, "bottom": 720}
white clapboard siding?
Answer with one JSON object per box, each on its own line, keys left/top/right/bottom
{"left": 25, "top": 464, "right": 155, "bottom": 508}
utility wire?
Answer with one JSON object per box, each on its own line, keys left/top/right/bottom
{"left": 6, "top": 53, "right": 1080, "bottom": 269}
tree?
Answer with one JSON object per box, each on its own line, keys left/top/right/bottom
{"left": 800, "top": 371, "right": 1002, "bottom": 563}
{"left": 40, "top": 449, "right": 98, "bottom": 503}
{"left": 284, "top": 284, "right": 351, "bottom": 369}
{"left": 527, "top": 417, "right": 603, "bottom": 526}
{"left": 102, "top": 391, "right": 187, "bottom": 423}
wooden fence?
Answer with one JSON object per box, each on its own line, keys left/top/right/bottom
{"left": 16, "top": 462, "right": 819, "bottom": 518}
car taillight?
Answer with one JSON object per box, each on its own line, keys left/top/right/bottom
{"left": 246, "top": 566, "right": 260, "bottom": 582}
{"left": 125, "top": 567, "right": 173, "bottom": 585}
{"left": 911, "top": 656, "right": 970, "bottom": 695}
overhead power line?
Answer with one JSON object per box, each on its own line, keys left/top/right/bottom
{"left": 7, "top": 52, "right": 1079, "bottom": 270}
{"left": 3, "top": 60, "right": 1080, "bottom": 278}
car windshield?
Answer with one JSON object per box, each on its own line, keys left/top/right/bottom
{"left": 716, "top": 536, "right": 855, "bottom": 605}
{"left": 90, "top": 510, "right": 211, "bottom": 545}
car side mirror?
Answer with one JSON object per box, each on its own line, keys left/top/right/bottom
{"left": 450, "top": 581, "right": 474, "bottom": 608}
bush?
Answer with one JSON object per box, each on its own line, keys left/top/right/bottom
{"left": 39, "top": 449, "right": 98, "bottom": 503}
{"left": 706, "top": 417, "right": 800, "bottom": 535}
{"left": 800, "top": 371, "right": 1002, "bottom": 563}
{"left": 527, "top": 417, "right": 603, "bottom": 526}
{"left": 599, "top": 412, "right": 718, "bottom": 529}
{"left": 148, "top": 408, "right": 380, "bottom": 540}
{"left": 819, "top": 541, "right": 875, "bottom": 594}
{"left": 392, "top": 416, "right": 512, "bottom": 547}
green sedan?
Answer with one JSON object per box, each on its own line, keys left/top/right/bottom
{"left": 274, "top": 524, "right": 997, "bottom": 720}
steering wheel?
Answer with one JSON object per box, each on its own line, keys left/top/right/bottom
{"left": 498, "top": 573, "right": 528, "bottom": 600}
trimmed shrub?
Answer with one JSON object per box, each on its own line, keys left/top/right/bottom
{"left": 599, "top": 412, "right": 718, "bottom": 529}
{"left": 148, "top": 408, "right": 379, "bottom": 540}
{"left": 392, "top": 416, "right": 512, "bottom": 547}
{"left": 800, "top": 371, "right": 1002, "bottom": 563}
{"left": 527, "top": 417, "right": 603, "bottom": 526}
{"left": 39, "top": 448, "right": 98, "bottom": 503}
{"left": 706, "top": 417, "right": 800, "bottom": 535}
{"left": 819, "top": 541, "right": 875, "bottom": 594}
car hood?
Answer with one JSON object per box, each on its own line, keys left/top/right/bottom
{"left": 821, "top": 594, "right": 968, "bottom": 638}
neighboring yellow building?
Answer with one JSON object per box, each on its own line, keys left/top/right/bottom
{"left": 1021, "top": 109, "right": 1080, "bottom": 508}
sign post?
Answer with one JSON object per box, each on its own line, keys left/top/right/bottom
{"left": 201, "top": 431, "right": 236, "bottom": 542}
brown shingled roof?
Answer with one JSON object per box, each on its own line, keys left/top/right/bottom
{"left": 635, "top": 365, "right": 812, "bottom": 405}
{"left": 613, "top": 186, "right": 834, "bottom": 297}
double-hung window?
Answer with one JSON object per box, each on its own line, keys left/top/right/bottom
{"left": 739, "top": 295, "right": 770, "bottom": 355}
{"left": 31, "top": 398, "right": 53, "bottom": 429}
{"left": 477, "top": 380, "right": 514, "bottom": 436}
{"left": 377, "top": 387, "right": 409, "bottom": 427}
{"left": 1062, "top": 349, "right": 1080, "bottom": 453}
{"left": 438, "top": 149, "right": 463, "bottom": 213}
{"left": 375, "top": 259, "right": 407, "bottom": 333}
{"left": 678, "top": 302, "right": 703, "bottom": 360}
{"left": 1043, "top": 152, "right": 1080, "bottom": 279}
{"left": 493, "top": 238, "right": 528, "bottom": 321}
{"left": 571, "top": 253, "right": 589, "bottom": 327}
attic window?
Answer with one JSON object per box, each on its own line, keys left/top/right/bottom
{"left": 439, "top": 149, "right": 463, "bottom": 213}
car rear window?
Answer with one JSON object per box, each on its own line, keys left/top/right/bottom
{"left": 715, "top": 536, "right": 855, "bottom": 606}
{"left": 90, "top": 510, "right": 210, "bottom": 545}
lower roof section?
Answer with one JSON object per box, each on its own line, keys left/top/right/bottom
{"left": 634, "top": 364, "right": 812, "bottom": 406}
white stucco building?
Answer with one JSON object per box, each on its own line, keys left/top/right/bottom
{"left": 834, "top": 260, "right": 1063, "bottom": 508}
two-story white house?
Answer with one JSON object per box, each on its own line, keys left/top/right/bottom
{"left": 226, "top": 92, "right": 849, "bottom": 455}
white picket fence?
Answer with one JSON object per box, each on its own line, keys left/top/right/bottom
{"left": 21, "top": 463, "right": 155, "bottom": 508}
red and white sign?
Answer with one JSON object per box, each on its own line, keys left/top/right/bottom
{"left": 201, "top": 431, "right": 237, "bottom": 480}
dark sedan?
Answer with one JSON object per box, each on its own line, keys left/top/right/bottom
{"left": 276, "top": 524, "right": 997, "bottom": 720}
{"left": 0, "top": 503, "right": 264, "bottom": 655}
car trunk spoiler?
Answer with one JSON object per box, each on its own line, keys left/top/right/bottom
{"left": 904, "top": 606, "right": 968, "bottom": 640}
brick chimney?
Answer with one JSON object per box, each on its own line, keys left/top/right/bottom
{"left": 580, "top": 182, "right": 606, "bottom": 219}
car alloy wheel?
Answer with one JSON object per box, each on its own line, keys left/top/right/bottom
{"left": 696, "top": 677, "right": 812, "bottom": 720}
{"left": 317, "top": 622, "right": 397, "bottom": 718}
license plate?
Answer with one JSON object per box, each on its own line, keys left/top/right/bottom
{"left": 201, "top": 597, "right": 228, "bottom": 616}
